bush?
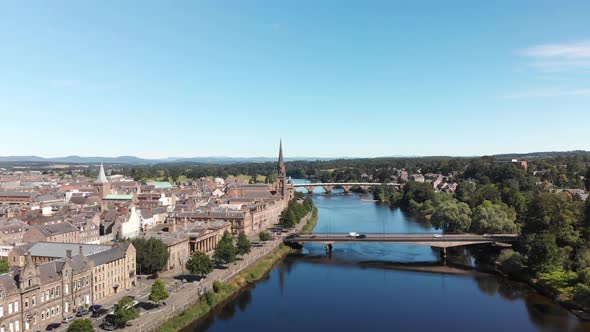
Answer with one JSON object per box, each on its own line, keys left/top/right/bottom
{"left": 259, "top": 231, "right": 271, "bottom": 241}
{"left": 497, "top": 249, "right": 527, "bottom": 279}
{"left": 573, "top": 283, "right": 590, "bottom": 308}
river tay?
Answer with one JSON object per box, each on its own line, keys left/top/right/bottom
{"left": 183, "top": 188, "right": 590, "bottom": 332}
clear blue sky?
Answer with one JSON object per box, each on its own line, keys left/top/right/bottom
{"left": 1, "top": 1, "right": 589, "bottom": 158}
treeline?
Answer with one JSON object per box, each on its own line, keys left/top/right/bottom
{"left": 376, "top": 159, "right": 590, "bottom": 310}
{"left": 111, "top": 153, "right": 590, "bottom": 189}
{"left": 279, "top": 192, "right": 315, "bottom": 228}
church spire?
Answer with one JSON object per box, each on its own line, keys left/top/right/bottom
{"left": 97, "top": 163, "right": 108, "bottom": 184}
{"left": 278, "top": 140, "right": 286, "bottom": 176}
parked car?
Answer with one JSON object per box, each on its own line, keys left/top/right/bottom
{"left": 310, "top": 234, "right": 317, "bottom": 238}
{"left": 46, "top": 323, "right": 61, "bottom": 331}
{"left": 285, "top": 234, "right": 298, "bottom": 239}
{"left": 356, "top": 234, "right": 367, "bottom": 239}
{"left": 62, "top": 315, "right": 75, "bottom": 324}
{"left": 92, "top": 308, "right": 109, "bottom": 317}
{"left": 433, "top": 234, "right": 443, "bottom": 238}
{"left": 483, "top": 234, "right": 492, "bottom": 238}
{"left": 348, "top": 232, "right": 359, "bottom": 237}
{"left": 76, "top": 309, "right": 89, "bottom": 317}
{"left": 90, "top": 304, "right": 103, "bottom": 312}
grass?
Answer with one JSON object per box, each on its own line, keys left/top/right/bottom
{"left": 300, "top": 207, "right": 319, "bottom": 234}
{"left": 158, "top": 245, "right": 290, "bottom": 332}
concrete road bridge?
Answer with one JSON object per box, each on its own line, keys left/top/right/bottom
{"left": 292, "top": 182, "right": 401, "bottom": 194}
{"left": 283, "top": 233, "right": 520, "bottom": 257}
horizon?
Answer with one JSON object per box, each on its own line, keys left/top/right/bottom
{"left": 1, "top": 1, "right": 589, "bottom": 157}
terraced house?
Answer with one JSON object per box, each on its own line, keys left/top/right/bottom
{"left": 0, "top": 242, "right": 136, "bottom": 331}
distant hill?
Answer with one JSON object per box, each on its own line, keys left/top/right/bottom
{"left": 0, "top": 151, "right": 588, "bottom": 165}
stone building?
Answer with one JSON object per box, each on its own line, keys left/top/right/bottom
{"left": 22, "top": 223, "right": 80, "bottom": 244}
{"left": 0, "top": 242, "right": 136, "bottom": 331}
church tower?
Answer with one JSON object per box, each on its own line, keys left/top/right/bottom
{"left": 94, "top": 163, "right": 112, "bottom": 197}
{"left": 276, "top": 140, "right": 287, "bottom": 199}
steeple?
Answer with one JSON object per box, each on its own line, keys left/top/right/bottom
{"left": 97, "top": 163, "right": 108, "bottom": 184}
{"left": 278, "top": 140, "right": 286, "bottom": 177}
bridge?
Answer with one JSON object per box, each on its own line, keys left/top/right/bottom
{"left": 292, "top": 182, "right": 401, "bottom": 194}
{"left": 283, "top": 233, "right": 520, "bottom": 257}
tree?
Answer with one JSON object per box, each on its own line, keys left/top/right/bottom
{"left": 213, "top": 231, "right": 237, "bottom": 265}
{"left": 525, "top": 232, "right": 565, "bottom": 275}
{"left": 67, "top": 319, "right": 94, "bottom": 332}
{"left": 186, "top": 251, "right": 214, "bottom": 277}
{"left": 149, "top": 279, "right": 169, "bottom": 304}
{"left": 259, "top": 231, "right": 271, "bottom": 241}
{"left": 474, "top": 184, "right": 501, "bottom": 206}
{"left": 236, "top": 231, "right": 252, "bottom": 257}
{"left": 132, "top": 238, "right": 169, "bottom": 274}
{"left": 431, "top": 199, "right": 472, "bottom": 233}
{"left": 114, "top": 296, "right": 138, "bottom": 327}
{"left": 471, "top": 201, "right": 517, "bottom": 234}
{"left": 0, "top": 258, "right": 8, "bottom": 274}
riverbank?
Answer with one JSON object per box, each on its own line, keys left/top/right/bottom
{"left": 157, "top": 206, "right": 318, "bottom": 332}
{"left": 159, "top": 244, "right": 291, "bottom": 332}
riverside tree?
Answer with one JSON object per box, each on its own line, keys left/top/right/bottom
{"left": 149, "top": 279, "right": 169, "bottom": 305}
{"left": 431, "top": 199, "right": 472, "bottom": 233}
{"left": 186, "top": 251, "right": 214, "bottom": 277}
{"left": 132, "top": 238, "right": 169, "bottom": 274}
{"left": 236, "top": 231, "right": 252, "bottom": 257}
{"left": 259, "top": 231, "right": 271, "bottom": 242}
{"left": 213, "top": 231, "right": 237, "bottom": 265}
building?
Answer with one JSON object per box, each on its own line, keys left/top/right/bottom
{"left": 0, "top": 242, "right": 137, "bottom": 330}
{"left": 22, "top": 223, "right": 80, "bottom": 244}
{"left": 93, "top": 164, "right": 112, "bottom": 198}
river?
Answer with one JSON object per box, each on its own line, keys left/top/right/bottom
{"left": 182, "top": 184, "right": 590, "bottom": 332}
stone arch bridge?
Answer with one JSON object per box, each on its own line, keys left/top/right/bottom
{"left": 293, "top": 182, "right": 401, "bottom": 194}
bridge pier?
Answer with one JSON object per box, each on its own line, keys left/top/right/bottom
{"left": 440, "top": 247, "right": 447, "bottom": 265}
{"left": 325, "top": 243, "right": 333, "bottom": 254}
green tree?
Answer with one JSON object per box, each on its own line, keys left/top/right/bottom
{"left": 149, "top": 279, "right": 169, "bottom": 304}
{"left": 474, "top": 184, "right": 502, "bottom": 206}
{"left": 259, "top": 231, "right": 271, "bottom": 241}
{"left": 471, "top": 201, "right": 517, "bottom": 234}
{"left": 132, "top": 238, "right": 169, "bottom": 274}
{"left": 236, "top": 231, "right": 252, "bottom": 257}
{"left": 114, "top": 296, "right": 138, "bottom": 327}
{"left": 0, "top": 258, "right": 8, "bottom": 274}
{"left": 186, "top": 250, "right": 214, "bottom": 277}
{"left": 431, "top": 199, "right": 472, "bottom": 233}
{"left": 526, "top": 232, "right": 565, "bottom": 275}
{"left": 67, "top": 319, "right": 94, "bottom": 332}
{"left": 213, "top": 231, "right": 237, "bottom": 265}
{"left": 497, "top": 249, "right": 527, "bottom": 279}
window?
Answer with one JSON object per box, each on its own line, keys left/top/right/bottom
{"left": 14, "top": 321, "right": 18, "bottom": 332}
{"left": 51, "top": 308, "right": 54, "bottom": 317}
{"left": 31, "top": 296, "right": 36, "bottom": 306}
{"left": 64, "top": 285, "right": 68, "bottom": 295}
{"left": 55, "top": 287, "right": 59, "bottom": 296}
{"left": 0, "top": 305, "right": 4, "bottom": 317}
{"left": 14, "top": 302, "right": 18, "bottom": 313}
{"left": 9, "top": 322, "right": 13, "bottom": 332}
{"left": 41, "top": 312, "right": 44, "bottom": 320}
{"left": 8, "top": 303, "right": 12, "bottom": 315}
{"left": 24, "top": 299, "right": 28, "bottom": 309}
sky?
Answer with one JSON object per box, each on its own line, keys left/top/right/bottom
{"left": 1, "top": 0, "right": 589, "bottom": 159}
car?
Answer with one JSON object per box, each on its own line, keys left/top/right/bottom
{"left": 92, "top": 308, "right": 109, "bottom": 318}
{"left": 483, "top": 234, "right": 492, "bottom": 238}
{"left": 356, "top": 234, "right": 367, "bottom": 239}
{"left": 433, "top": 234, "right": 443, "bottom": 238}
{"left": 76, "top": 309, "right": 89, "bottom": 317}
{"left": 101, "top": 323, "right": 116, "bottom": 331}
{"left": 285, "top": 234, "right": 297, "bottom": 239}
{"left": 310, "top": 234, "right": 317, "bottom": 238}
{"left": 147, "top": 273, "right": 159, "bottom": 280}
{"left": 348, "top": 232, "right": 359, "bottom": 237}
{"left": 46, "top": 323, "right": 61, "bottom": 331}
{"left": 90, "top": 304, "right": 103, "bottom": 312}
{"left": 62, "top": 315, "right": 75, "bottom": 324}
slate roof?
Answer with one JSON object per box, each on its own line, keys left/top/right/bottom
{"left": 33, "top": 222, "right": 79, "bottom": 236}
{"left": 12, "top": 242, "right": 111, "bottom": 258}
